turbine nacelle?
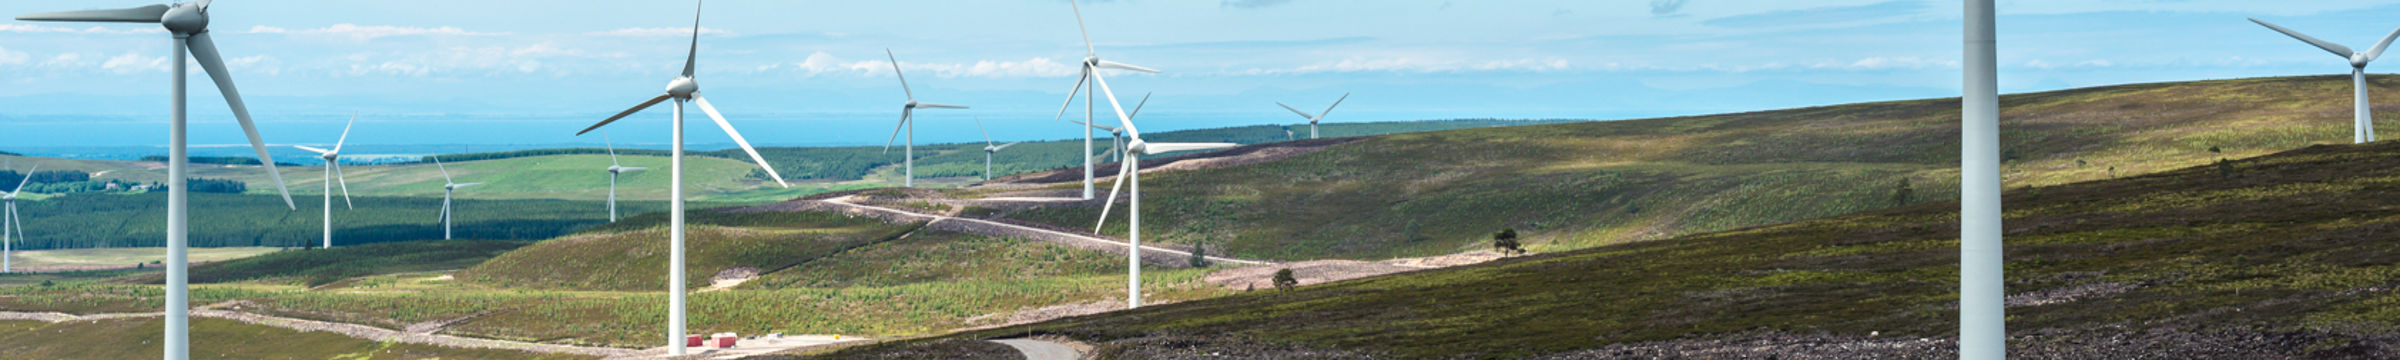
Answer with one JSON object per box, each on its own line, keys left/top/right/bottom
{"left": 904, "top": 100, "right": 919, "bottom": 109}
{"left": 665, "top": 77, "right": 698, "bottom": 98}
{"left": 2355, "top": 53, "right": 2374, "bottom": 68}
{"left": 161, "top": 3, "right": 205, "bottom": 34}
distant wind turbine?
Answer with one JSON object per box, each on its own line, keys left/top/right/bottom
{"left": 974, "top": 119, "right": 1021, "bottom": 182}
{"left": 2250, "top": 18, "right": 2400, "bottom": 143}
{"left": 1053, "top": 0, "right": 1160, "bottom": 199}
{"left": 432, "top": 157, "right": 480, "bottom": 240}
{"left": 2, "top": 163, "right": 37, "bottom": 273}
{"left": 1276, "top": 93, "right": 1348, "bottom": 139}
{"left": 15, "top": 2, "right": 298, "bottom": 358}
{"left": 880, "top": 49, "right": 968, "bottom": 188}
{"left": 603, "top": 132, "right": 646, "bottom": 222}
{"left": 292, "top": 112, "right": 358, "bottom": 248}
{"left": 1069, "top": 92, "right": 1151, "bottom": 163}
{"left": 1087, "top": 91, "right": 1236, "bottom": 309}
{"left": 568, "top": 1, "right": 790, "bottom": 354}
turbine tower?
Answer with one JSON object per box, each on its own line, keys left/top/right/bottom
{"left": 1961, "top": 0, "right": 2004, "bottom": 359}
{"left": 1086, "top": 90, "right": 1235, "bottom": 310}
{"left": 974, "top": 118, "right": 1021, "bottom": 182}
{"left": 880, "top": 49, "right": 968, "bottom": 188}
{"left": 603, "top": 132, "right": 646, "bottom": 222}
{"left": 570, "top": 1, "right": 790, "bottom": 354}
{"left": 2, "top": 164, "right": 39, "bottom": 273}
{"left": 14, "top": 2, "right": 298, "bottom": 358}
{"left": 2250, "top": 18, "right": 2400, "bottom": 143}
{"left": 1276, "top": 93, "right": 1349, "bottom": 139}
{"left": 432, "top": 157, "right": 480, "bottom": 240}
{"left": 292, "top": 112, "right": 358, "bottom": 248}
{"left": 1053, "top": 0, "right": 1159, "bottom": 199}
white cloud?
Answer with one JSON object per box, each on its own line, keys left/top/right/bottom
{"left": 592, "top": 27, "right": 733, "bottom": 37}
{"left": 247, "top": 25, "right": 288, "bottom": 34}
{"left": 297, "top": 24, "right": 501, "bottom": 41}
{"left": 0, "top": 46, "right": 27, "bottom": 66}
{"left": 1233, "top": 56, "right": 1574, "bottom": 75}
{"left": 775, "top": 51, "right": 1079, "bottom": 78}
{"left": 100, "top": 52, "right": 169, "bottom": 74}
{"left": 1811, "top": 56, "right": 1954, "bottom": 70}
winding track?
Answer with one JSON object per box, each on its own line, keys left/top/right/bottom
{"left": 0, "top": 309, "right": 639, "bottom": 358}
{"left": 800, "top": 196, "right": 1272, "bottom": 267}
{"left": 990, "top": 338, "right": 1080, "bottom": 360}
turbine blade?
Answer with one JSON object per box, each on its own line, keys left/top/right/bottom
{"left": 14, "top": 5, "right": 167, "bottom": 23}
{"left": 683, "top": 0, "right": 703, "bottom": 78}
{"left": 1276, "top": 102, "right": 1315, "bottom": 119}
{"left": 916, "top": 102, "right": 968, "bottom": 109}
{"left": 580, "top": 94, "right": 673, "bottom": 135}
{"left": 2250, "top": 18, "right": 2356, "bottom": 58}
{"left": 1053, "top": 70, "right": 1089, "bottom": 122}
{"left": 440, "top": 196, "right": 450, "bottom": 223}
{"left": 2369, "top": 26, "right": 2400, "bottom": 62}
{"left": 886, "top": 49, "right": 914, "bottom": 100}
{"left": 191, "top": 32, "right": 294, "bottom": 209}
{"left": 1094, "top": 60, "right": 1160, "bottom": 74}
{"left": 1144, "top": 142, "right": 1239, "bottom": 154}
{"left": 333, "top": 162, "right": 353, "bottom": 209}
{"left": 1071, "top": 0, "right": 1095, "bottom": 57}
{"left": 1093, "top": 157, "right": 1132, "bottom": 233}
{"left": 332, "top": 111, "right": 357, "bottom": 153}
{"left": 1320, "top": 93, "right": 1349, "bottom": 118}
{"left": 884, "top": 109, "right": 910, "bottom": 154}
{"left": 434, "top": 157, "right": 451, "bottom": 183}
{"left": 621, "top": 167, "right": 647, "bottom": 172}
{"left": 995, "top": 142, "right": 1021, "bottom": 151}
{"left": 604, "top": 131, "right": 621, "bottom": 166}
{"left": 693, "top": 95, "right": 791, "bottom": 188}
{"left": 1089, "top": 70, "right": 1140, "bottom": 139}
{"left": 1128, "top": 92, "right": 1151, "bottom": 119}
{"left": 291, "top": 145, "right": 332, "bottom": 155}
{"left": 10, "top": 164, "right": 36, "bottom": 194}
{"left": 459, "top": 182, "right": 484, "bottom": 187}
{"left": 975, "top": 117, "right": 993, "bottom": 146}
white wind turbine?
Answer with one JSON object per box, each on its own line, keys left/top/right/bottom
{"left": 880, "top": 49, "right": 968, "bottom": 188}
{"left": 2, "top": 164, "right": 38, "bottom": 273}
{"left": 1086, "top": 90, "right": 1236, "bottom": 310}
{"left": 974, "top": 119, "right": 1021, "bottom": 182}
{"left": 2250, "top": 18, "right": 2400, "bottom": 143}
{"left": 1053, "top": 0, "right": 1160, "bottom": 199}
{"left": 292, "top": 113, "right": 358, "bottom": 248}
{"left": 431, "top": 157, "right": 481, "bottom": 240}
{"left": 570, "top": 1, "right": 790, "bottom": 354}
{"left": 1069, "top": 92, "right": 1150, "bottom": 164}
{"left": 1276, "top": 93, "right": 1348, "bottom": 139}
{"left": 1961, "top": 0, "right": 2004, "bottom": 358}
{"left": 15, "top": 2, "right": 297, "bottom": 358}
{"left": 603, "top": 132, "right": 647, "bottom": 222}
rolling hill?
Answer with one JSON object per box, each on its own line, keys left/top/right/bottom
{"left": 822, "top": 128, "right": 2400, "bottom": 359}
{"left": 882, "top": 75, "right": 2400, "bottom": 262}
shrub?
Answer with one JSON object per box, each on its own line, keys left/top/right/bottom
{"left": 1188, "top": 245, "right": 1211, "bottom": 268}
{"left": 1493, "top": 228, "right": 1522, "bottom": 255}
{"left": 1890, "top": 178, "right": 1914, "bottom": 207}
{"left": 1272, "top": 268, "right": 1297, "bottom": 290}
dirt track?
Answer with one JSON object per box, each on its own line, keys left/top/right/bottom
{"left": 741, "top": 196, "right": 1271, "bottom": 268}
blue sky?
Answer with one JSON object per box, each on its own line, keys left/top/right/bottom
{"left": 5, "top": 0, "right": 2400, "bottom": 149}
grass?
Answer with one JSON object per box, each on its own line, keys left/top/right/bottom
{"left": 745, "top": 228, "right": 1123, "bottom": 289}
{"left": 459, "top": 210, "right": 920, "bottom": 291}
{"left": 0, "top": 318, "right": 589, "bottom": 359}
{"left": 8, "top": 246, "right": 281, "bottom": 268}
{"left": 115, "top": 240, "right": 529, "bottom": 287}
{"left": 854, "top": 140, "right": 2400, "bottom": 358}
{"left": 927, "top": 75, "right": 2400, "bottom": 262}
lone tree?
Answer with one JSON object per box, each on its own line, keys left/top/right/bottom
{"left": 1891, "top": 177, "right": 1915, "bottom": 207}
{"left": 1493, "top": 228, "right": 1522, "bottom": 255}
{"left": 1272, "top": 268, "right": 1298, "bottom": 290}
{"left": 1188, "top": 244, "right": 1212, "bottom": 268}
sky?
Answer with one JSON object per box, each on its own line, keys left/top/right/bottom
{"left": 5, "top": 0, "right": 2400, "bottom": 149}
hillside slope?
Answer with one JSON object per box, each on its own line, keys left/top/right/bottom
{"left": 828, "top": 136, "right": 2400, "bottom": 359}
{"left": 913, "top": 75, "right": 2400, "bottom": 261}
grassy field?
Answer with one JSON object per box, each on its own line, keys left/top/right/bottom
{"left": 922, "top": 75, "right": 2400, "bottom": 262}
{"left": 830, "top": 140, "right": 2400, "bottom": 358}
{"left": 3, "top": 192, "right": 703, "bottom": 249}
{"left": 9, "top": 246, "right": 282, "bottom": 268}
{"left": 460, "top": 210, "right": 922, "bottom": 291}
{"left": 115, "top": 240, "right": 528, "bottom": 287}
{"left": 0, "top": 318, "right": 588, "bottom": 359}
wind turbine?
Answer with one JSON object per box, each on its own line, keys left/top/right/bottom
{"left": 1085, "top": 87, "right": 1235, "bottom": 310}
{"left": 603, "top": 132, "right": 646, "bottom": 222}
{"left": 2250, "top": 18, "right": 2400, "bottom": 143}
{"left": 2, "top": 164, "right": 38, "bottom": 273}
{"left": 431, "top": 157, "right": 480, "bottom": 240}
{"left": 974, "top": 118, "right": 1022, "bottom": 182}
{"left": 1053, "top": 0, "right": 1160, "bottom": 199}
{"left": 292, "top": 113, "right": 358, "bottom": 248}
{"left": 15, "top": 2, "right": 297, "bottom": 358}
{"left": 1069, "top": 92, "right": 1149, "bottom": 163}
{"left": 569, "top": 1, "right": 790, "bottom": 355}
{"left": 1276, "top": 93, "right": 1348, "bottom": 139}
{"left": 880, "top": 49, "right": 968, "bottom": 188}
{"left": 1961, "top": 0, "right": 2004, "bottom": 359}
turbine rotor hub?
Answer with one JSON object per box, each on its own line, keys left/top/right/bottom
{"left": 161, "top": 3, "right": 206, "bottom": 34}
{"left": 2354, "top": 54, "right": 2373, "bottom": 68}
{"left": 666, "top": 77, "right": 699, "bottom": 98}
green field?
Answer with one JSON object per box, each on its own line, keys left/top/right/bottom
{"left": 2, "top": 192, "right": 701, "bottom": 249}
{"left": 824, "top": 133, "right": 2400, "bottom": 358}
{"left": 9, "top": 247, "right": 282, "bottom": 268}
{"left": 0, "top": 318, "right": 586, "bottom": 359}
{"left": 901, "top": 75, "right": 2397, "bottom": 262}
